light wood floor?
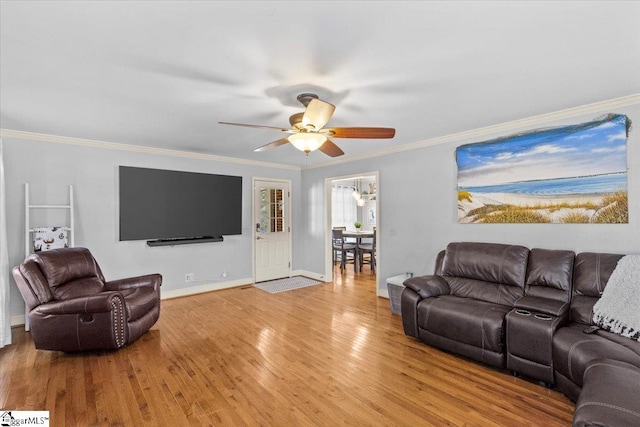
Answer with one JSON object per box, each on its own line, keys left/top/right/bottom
{"left": 1, "top": 268, "right": 575, "bottom": 426}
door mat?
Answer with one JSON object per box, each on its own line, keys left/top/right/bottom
{"left": 254, "top": 276, "right": 322, "bottom": 294}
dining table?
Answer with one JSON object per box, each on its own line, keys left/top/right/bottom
{"left": 342, "top": 230, "right": 374, "bottom": 273}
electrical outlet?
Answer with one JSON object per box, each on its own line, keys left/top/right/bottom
{"left": 185, "top": 273, "right": 195, "bottom": 282}
{"left": 221, "top": 271, "right": 228, "bottom": 279}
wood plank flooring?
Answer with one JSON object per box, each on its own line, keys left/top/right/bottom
{"left": 0, "top": 269, "right": 575, "bottom": 426}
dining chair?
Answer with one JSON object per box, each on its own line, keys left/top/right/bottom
{"left": 358, "top": 227, "right": 376, "bottom": 274}
{"left": 332, "top": 229, "right": 357, "bottom": 273}
{"left": 333, "top": 226, "right": 356, "bottom": 244}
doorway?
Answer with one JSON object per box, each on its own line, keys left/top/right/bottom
{"left": 253, "top": 178, "right": 292, "bottom": 283}
{"left": 325, "top": 172, "right": 379, "bottom": 286}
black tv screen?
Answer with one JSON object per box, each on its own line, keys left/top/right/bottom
{"left": 119, "top": 166, "right": 242, "bottom": 241}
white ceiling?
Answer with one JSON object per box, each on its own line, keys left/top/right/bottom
{"left": 1, "top": 1, "right": 639, "bottom": 168}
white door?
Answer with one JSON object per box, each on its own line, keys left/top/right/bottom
{"left": 254, "top": 179, "right": 291, "bottom": 282}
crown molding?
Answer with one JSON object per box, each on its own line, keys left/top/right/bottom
{"left": 3, "top": 94, "right": 638, "bottom": 171}
{"left": 0, "top": 129, "right": 301, "bottom": 171}
{"left": 304, "top": 93, "right": 640, "bottom": 170}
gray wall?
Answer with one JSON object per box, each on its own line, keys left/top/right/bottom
{"left": 4, "top": 138, "right": 301, "bottom": 319}
{"left": 299, "top": 104, "right": 640, "bottom": 293}
{"left": 6, "top": 102, "right": 639, "bottom": 316}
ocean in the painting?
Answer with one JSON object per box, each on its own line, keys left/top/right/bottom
{"left": 458, "top": 172, "right": 627, "bottom": 196}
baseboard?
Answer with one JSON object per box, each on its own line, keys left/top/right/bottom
{"left": 291, "top": 270, "right": 330, "bottom": 282}
{"left": 11, "top": 314, "right": 25, "bottom": 327}
{"left": 10, "top": 274, "right": 326, "bottom": 326}
{"left": 161, "top": 277, "right": 254, "bottom": 299}
{"left": 378, "top": 287, "right": 389, "bottom": 299}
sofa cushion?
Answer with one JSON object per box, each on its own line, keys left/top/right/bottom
{"left": 569, "top": 295, "right": 598, "bottom": 326}
{"left": 32, "top": 247, "right": 104, "bottom": 287}
{"left": 442, "top": 242, "right": 529, "bottom": 286}
{"left": 417, "top": 295, "right": 511, "bottom": 354}
{"left": 443, "top": 276, "right": 524, "bottom": 306}
{"left": 525, "top": 248, "right": 574, "bottom": 302}
{"left": 553, "top": 323, "right": 640, "bottom": 388}
{"left": 51, "top": 277, "right": 105, "bottom": 300}
{"left": 441, "top": 242, "right": 528, "bottom": 305}
{"left": 571, "top": 252, "right": 623, "bottom": 325}
{"left": 573, "top": 359, "right": 640, "bottom": 427}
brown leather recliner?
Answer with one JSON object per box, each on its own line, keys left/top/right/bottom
{"left": 12, "top": 247, "right": 162, "bottom": 352}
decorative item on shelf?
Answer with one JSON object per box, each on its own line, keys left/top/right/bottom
{"left": 354, "top": 221, "right": 362, "bottom": 231}
{"left": 33, "top": 227, "right": 68, "bottom": 252}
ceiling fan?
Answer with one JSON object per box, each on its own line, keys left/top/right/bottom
{"left": 219, "top": 93, "right": 396, "bottom": 157}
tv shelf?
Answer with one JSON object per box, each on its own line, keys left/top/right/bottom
{"left": 146, "top": 236, "right": 223, "bottom": 247}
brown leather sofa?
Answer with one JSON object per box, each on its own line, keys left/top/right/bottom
{"left": 401, "top": 242, "right": 640, "bottom": 426}
{"left": 13, "top": 247, "right": 162, "bottom": 352}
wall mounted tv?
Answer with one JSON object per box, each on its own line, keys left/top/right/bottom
{"left": 119, "top": 166, "right": 242, "bottom": 244}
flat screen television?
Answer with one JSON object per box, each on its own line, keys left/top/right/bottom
{"left": 119, "top": 166, "right": 242, "bottom": 242}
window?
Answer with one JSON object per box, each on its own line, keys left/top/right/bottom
{"left": 258, "top": 188, "right": 284, "bottom": 233}
{"left": 331, "top": 185, "right": 357, "bottom": 229}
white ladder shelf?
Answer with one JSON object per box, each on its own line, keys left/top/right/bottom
{"left": 24, "top": 183, "right": 75, "bottom": 330}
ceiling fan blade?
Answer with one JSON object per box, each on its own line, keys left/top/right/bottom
{"left": 318, "top": 139, "right": 344, "bottom": 157}
{"left": 289, "top": 112, "right": 304, "bottom": 127}
{"left": 324, "top": 127, "right": 396, "bottom": 139}
{"left": 219, "top": 121, "right": 291, "bottom": 132}
{"left": 302, "top": 99, "right": 335, "bottom": 130}
{"left": 253, "top": 138, "right": 291, "bottom": 152}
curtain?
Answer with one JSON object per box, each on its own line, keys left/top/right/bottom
{"left": 331, "top": 185, "right": 357, "bottom": 229}
{"left": 0, "top": 139, "right": 10, "bottom": 347}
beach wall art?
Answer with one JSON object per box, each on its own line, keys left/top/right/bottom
{"left": 456, "top": 114, "right": 631, "bottom": 224}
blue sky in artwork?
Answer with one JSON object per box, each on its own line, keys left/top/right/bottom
{"left": 456, "top": 115, "right": 628, "bottom": 187}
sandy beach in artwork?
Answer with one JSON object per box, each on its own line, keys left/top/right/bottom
{"left": 458, "top": 191, "right": 626, "bottom": 224}
{"left": 471, "top": 192, "right": 605, "bottom": 206}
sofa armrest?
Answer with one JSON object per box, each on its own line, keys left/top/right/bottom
{"left": 105, "top": 274, "right": 162, "bottom": 292}
{"left": 401, "top": 287, "right": 421, "bottom": 338}
{"left": 34, "top": 292, "right": 124, "bottom": 315}
{"left": 514, "top": 295, "right": 569, "bottom": 318}
{"left": 403, "top": 275, "right": 450, "bottom": 299}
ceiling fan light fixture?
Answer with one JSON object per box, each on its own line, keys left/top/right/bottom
{"left": 220, "top": 92, "right": 395, "bottom": 158}
{"left": 288, "top": 133, "right": 327, "bottom": 154}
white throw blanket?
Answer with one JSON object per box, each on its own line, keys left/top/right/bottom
{"left": 593, "top": 255, "right": 640, "bottom": 341}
